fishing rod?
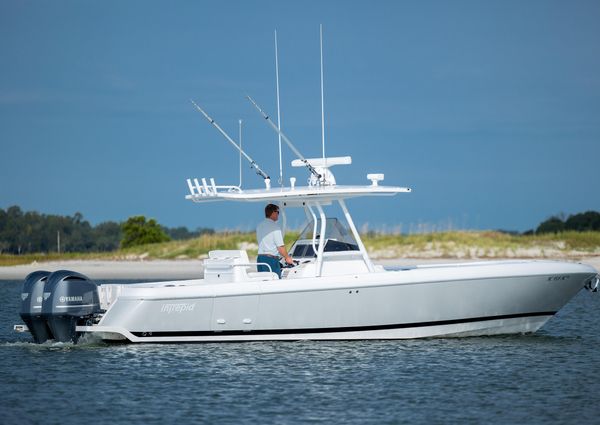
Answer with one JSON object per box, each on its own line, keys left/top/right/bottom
{"left": 245, "top": 95, "right": 322, "bottom": 181}
{"left": 190, "top": 99, "right": 270, "bottom": 181}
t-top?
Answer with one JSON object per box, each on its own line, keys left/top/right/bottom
{"left": 257, "top": 218, "right": 284, "bottom": 256}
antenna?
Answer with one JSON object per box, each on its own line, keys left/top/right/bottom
{"left": 246, "top": 95, "right": 322, "bottom": 181}
{"left": 191, "top": 99, "right": 270, "bottom": 181}
{"left": 320, "top": 24, "right": 326, "bottom": 161}
{"left": 275, "top": 30, "right": 283, "bottom": 186}
{"left": 238, "top": 119, "right": 243, "bottom": 187}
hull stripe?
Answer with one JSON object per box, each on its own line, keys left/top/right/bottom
{"left": 130, "top": 311, "right": 556, "bottom": 338}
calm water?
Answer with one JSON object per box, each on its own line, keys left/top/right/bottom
{"left": 1, "top": 279, "right": 599, "bottom": 425}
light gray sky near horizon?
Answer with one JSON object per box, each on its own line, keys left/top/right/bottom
{"left": 1, "top": 1, "right": 599, "bottom": 232}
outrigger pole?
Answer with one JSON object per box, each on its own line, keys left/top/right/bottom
{"left": 191, "top": 99, "right": 270, "bottom": 181}
{"left": 246, "top": 95, "right": 322, "bottom": 181}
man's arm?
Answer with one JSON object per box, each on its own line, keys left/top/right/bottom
{"left": 277, "top": 245, "right": 294, "bottom": 265}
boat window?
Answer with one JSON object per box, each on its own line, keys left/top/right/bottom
{"left": 290, "top": 243, "right": 316, "bottom": 257}
{"left": 305, "top": 244, "right": 316, "bottom": 257}
{"left": 324, "top": 239, "right": 358, "bottom": 252}
{"left": 289, "top": 218, "right": 359, "bottom": 257}
{"left": 291, "top": 244, "right": 307, "bottom": 257}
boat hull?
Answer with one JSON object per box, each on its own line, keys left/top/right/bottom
{"left": 78, "top": 260, "right": 597, "bottom": 343}
{"left": 80, "top": 313, "right": 554, "bottom": 343}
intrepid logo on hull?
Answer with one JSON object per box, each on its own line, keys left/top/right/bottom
{"left": 161, "top": 303, "right": 196, "bottom": 314}
{"left": 548, "top": 275, "right": 570, "bottom": 281}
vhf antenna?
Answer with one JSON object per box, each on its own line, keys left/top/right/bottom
{"left": 238, "top": 119, "right": 243, "bottom": 187}
{"left": 246, "top": 95, "right": 321, "bottom": 181}
{"left": 320, "top": 24, "right": 326, "bottom": 162}
{"left": 191, "top": 99, "right": 270, "bottom": 181}
{"left": 274, "top": 30, "right": 283, "bottom": 187}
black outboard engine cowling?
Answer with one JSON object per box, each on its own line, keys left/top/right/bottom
{"left": 20, "top": 271, "right": 52, "bottom": 343}
{"left": 40, "top": 270, "right": 101, "bottom": 343}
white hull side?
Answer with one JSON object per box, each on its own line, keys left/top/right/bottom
{"left": 78, "top": 260, "right": 597, "bottom": 343}
{"left": 80, "top": 314, "right": 553, "bottom": 343}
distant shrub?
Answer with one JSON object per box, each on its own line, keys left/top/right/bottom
{"left": 536, "top": 216, "right": 565, "bottom": 234}
{"left": 536, "top": 211, "right": 600, "bottom": 234}
{"left": 121, "top": 216, "right": 170, "bottom": 248}
{"left": 162, "top": 225, "right": 215, "bottom": 240}
{"left": 565, "top": 211, "right": 600, "bottom": 232}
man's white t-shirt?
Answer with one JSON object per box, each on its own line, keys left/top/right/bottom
{"left": 257, "top": 218, "right": 284, "bottom": 256}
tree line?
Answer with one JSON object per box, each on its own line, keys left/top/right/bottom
{"left": 2, "top": 206, "right": 598, "bottom": 254}
{"left": 0, "top": 206, "right": 214, "bottom": 254}
{"left": 533, "top": 210, "right": 600, "bottom": 234}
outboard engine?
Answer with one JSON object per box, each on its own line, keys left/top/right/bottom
{"left": 20, "top": 271, "right": 52, "bottom": 343}
{"left": 40, "top": 270, "right": 101, "bottom": 343}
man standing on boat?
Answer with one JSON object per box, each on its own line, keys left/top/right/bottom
{"left": 257, "top": 204, "right": 293, "bottom": 278}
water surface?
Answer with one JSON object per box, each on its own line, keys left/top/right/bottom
{"left": 1, "top": 279, "right": 599, "bottom": 424}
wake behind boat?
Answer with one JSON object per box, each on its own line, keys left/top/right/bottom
{"left": 15, "top": 28, "right": 599, "bottom": 344}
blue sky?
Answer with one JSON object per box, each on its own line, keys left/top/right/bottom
{"left": 1, "top": 1, "right": 599, "bottom": 232}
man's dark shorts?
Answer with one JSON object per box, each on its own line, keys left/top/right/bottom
{"left": 257, "top": 254, "right": 282, "bottom": 278}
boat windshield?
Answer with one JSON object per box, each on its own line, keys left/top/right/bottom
{"left": 290, "top": 218, "right": 359, "bottom": 257}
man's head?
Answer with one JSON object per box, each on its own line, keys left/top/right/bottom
{"left": 265, "top": 203, "right": 280, "bottom": 221}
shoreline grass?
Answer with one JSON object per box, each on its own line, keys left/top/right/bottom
{"left": 363, "top": 231, "right": 600, "bottom": 259}
{"left": 2, "top": 230, "right": 600, "bottom": 266}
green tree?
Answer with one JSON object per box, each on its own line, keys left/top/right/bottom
{"left": 120, "top": 216, "right": 170, "bottom": 248}
{"left": 93, "top": 221, "right": 122, "bottom": 251}
{"left": 162, "top": 225, "right": 215, "bottom": 240}
{"left": 536, "top": 216, "right": 565, "bottom": 234}
{"left": 565, "top": 211, "right": 600, "bottom": 232}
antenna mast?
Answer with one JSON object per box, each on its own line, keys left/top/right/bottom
{"left": 238, "top": 119, "right": 243, "bottom": 187}
{"left": 275, "top": 30, "right": 283, "bottom": 186}
{"left": 191, "top": 99, "right": 270, "bottom": 181}
{"left": 246, "top": 95, "right": 321, "bottom": 181}
{"left": 320, "top": 24, "right": 326, "bottom": 161}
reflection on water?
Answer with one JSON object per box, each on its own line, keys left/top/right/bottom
{"left": 1, "top": 279, "right": 599, "bottom": 424}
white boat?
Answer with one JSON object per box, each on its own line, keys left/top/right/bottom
{"left": 16, "top": 154, "right": 599, "bottom": 344}
{"left": 16, "top": 29, "right": 599, "bottom": 344}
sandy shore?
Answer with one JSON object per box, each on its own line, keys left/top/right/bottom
{"left": 0, "top": 260, "right": 205, "bottom": 280}
{"left": 1, "top": 257, "right": 599, "bottom": 281}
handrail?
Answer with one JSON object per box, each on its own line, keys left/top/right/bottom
{"left": 232, "top": 262, "right": 273, "bottom": 274}
{"left": 315, "top": 203, "right": 327, "bottom": 276}
{"left": 306, "top": 204, "right": 318, "bottom": 257}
